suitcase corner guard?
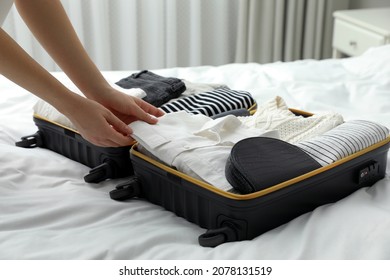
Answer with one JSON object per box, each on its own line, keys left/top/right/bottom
{"left": 15, "top": 131, "right": 43, "bottom": 148}
{"left": 110, "top": 176, "right": 141, "bottom": 201}
{"left": 84, "top": 160, "right": 116, "bottom": 183}
{"left": 198, "top": 221, "right": 241, "bottom": 247}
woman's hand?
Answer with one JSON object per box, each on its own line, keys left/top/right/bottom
{"left": 91, "top": 86, "right": 165, "bottom": 126}
{"left": 59, "top": 88, "right": 165, "bottom": 147}
{"left": 58, "top": 93, "right": 134, "bottom": 147}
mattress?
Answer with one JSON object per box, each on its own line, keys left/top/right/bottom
{"left": 1, "top": 45, "right": 390, "bottom": 260}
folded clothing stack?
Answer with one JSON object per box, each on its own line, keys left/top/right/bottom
{"left": 296, "top": 120, "right": 389, "bottom": 166}
{"left": 160, "top": 88, "right": 256, "bottom": 117}
{"left": 116, "top": 70, "right": 186, "bottom": 107}
{"left": 116, "top": 70, "right": 255, "bottom": 118}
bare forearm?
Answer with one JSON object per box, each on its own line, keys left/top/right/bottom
{"left": 14, "top": 0, "right": 109, "bottom": 100}
{"left": 0, "top": 28, "right": 78, "bottom": 111}
{"left": 3, "top": 0, "right": 161, "bottom": 147}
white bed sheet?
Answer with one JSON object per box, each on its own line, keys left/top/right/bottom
{"left": 1, "top": 45, "right": 389, "bottom": 260}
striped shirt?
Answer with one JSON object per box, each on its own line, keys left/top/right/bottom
{"left": 296, "top": 120, "right": 389, "bottom": 166}
{"left": 160, "top": 88, "right": 256, "bottom": 117}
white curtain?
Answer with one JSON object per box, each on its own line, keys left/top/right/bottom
{"left": 2, "top": 0, "right": 240, "bottom": 71}
{"left": 2, "top": 0, "right": 349, "bottom": 72}
{"left": 235, "top": 0, "right": 350, "bottom": 63}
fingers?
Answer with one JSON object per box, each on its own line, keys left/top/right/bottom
{"left": 104, "top": 113, "right": 135, "bottom": 146}
{"left": 135, "top": 98, "right": 165, "bottom": 117}
{"left": 77, "top": 92, "right": 165, "bottom": 147}
{"left": 133, "top": 98, "right": 165, "bottom": 124}
{"left": 84, "top": 128, "right": 134, "bottom": 147}
{"left": 106, "top": 133, "right": 135, "bottom": 147}
{"left": 90, "top": 132, "right": 134, "bottom": 147}
{"left": 129, "top": 103, "right": 159, "bottom": 124}
{"left": 82, "top": 114, "right": 134, "bottom": 147}
{"left": 106, "top": 111, "right": 133, "bottom": 136}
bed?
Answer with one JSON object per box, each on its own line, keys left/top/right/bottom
{"left": 1, "top": 45, "right": 389, "bottom": 260}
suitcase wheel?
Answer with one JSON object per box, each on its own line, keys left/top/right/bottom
{"left": 110, "top": 176, "right": 141, "bottom": 201}
{"left": 15, "top": 131, "right": 43, "bottom": 148}
{"left": 198, "top": 223, "right": 238, "bottom": 247}
{"left": 84, "top": 160, "right": 116, "bottom": 183}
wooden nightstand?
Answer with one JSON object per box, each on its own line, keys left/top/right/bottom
{"left": 332, "top": 8, "right": 390, "bottom": 58}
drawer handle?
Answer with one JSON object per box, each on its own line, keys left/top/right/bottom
{"left": 349, "top": 41, "right": 357, "bottom": 47}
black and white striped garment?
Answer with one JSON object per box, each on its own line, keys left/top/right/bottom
{"left": 159, "top": 88, "right": 256, "bottom": 117}
{"left": 296, "top": 120, "right": 389, "bottom": 166}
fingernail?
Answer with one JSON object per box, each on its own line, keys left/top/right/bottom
{"left": 150, "top": 114, "right": 158, "bottom": 121}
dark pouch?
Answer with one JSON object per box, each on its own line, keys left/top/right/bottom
{"left": 225, "top": 137, "right": 322, "bottom": 194}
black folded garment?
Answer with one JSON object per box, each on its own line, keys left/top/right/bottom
{"left": 116, "top": 70, "right": 186, "bottom": 107}
{"left": 225, "top": 137, "right": 322, "bottom": 194}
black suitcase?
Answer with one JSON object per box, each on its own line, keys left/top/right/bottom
{"left": 16, "top": 114, "right": 133, "bottom": 183}
{"left": 109, "top": 109, "right": 390, "bottom": 247}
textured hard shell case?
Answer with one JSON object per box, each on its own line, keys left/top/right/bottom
{"left": 16, "top": 115, "right": 133, "bottom": 183}
{"left": 111, "top": 135, "right": 389, "bottom": 247}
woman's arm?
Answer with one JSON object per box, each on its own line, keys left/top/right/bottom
{"left": 1, "top": 0, "right": 164, "bottom": 147}
{"left": 14, "top": 0, "right": 112, "bottom": 98}
{"left": 14, "top": 0, "right": 163, "bottom": 123}
{"left": 0, "top": 27, "right": 134, "bottom": 147}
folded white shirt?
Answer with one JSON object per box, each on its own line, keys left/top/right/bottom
{"left": 129, "top": 111, "right": 278, "bottom": 191}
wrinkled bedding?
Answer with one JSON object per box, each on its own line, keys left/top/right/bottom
{"left": 1, "top": 45, "right": 389, "bottom": 259}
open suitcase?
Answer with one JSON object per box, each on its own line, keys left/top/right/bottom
{"left": 109, "top": 109, "right": 390, "bottom": 247}
{"left": 16, "top": 114, "right": 133, "bottom": 183}
{"left": 16, "top": 108, "right": 390, "bottom": 247}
